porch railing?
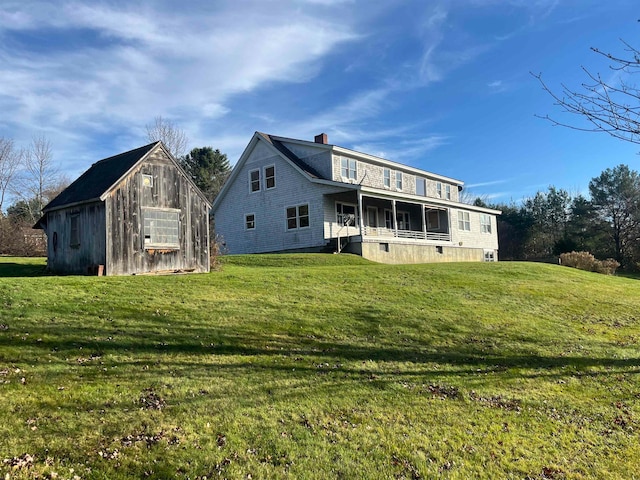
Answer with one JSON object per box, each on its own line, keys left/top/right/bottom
{"left": 364, "top": 226, "right": 450, "bottom": 242}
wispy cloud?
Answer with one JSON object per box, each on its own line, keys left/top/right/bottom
{"left": 465, "top": 178, "right": 511, "bottom": 189}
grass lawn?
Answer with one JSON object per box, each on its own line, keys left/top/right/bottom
{"left": 1, "top": 254, "right": 639, "bottom": 479}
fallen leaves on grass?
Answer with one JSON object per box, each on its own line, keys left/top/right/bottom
{"left": 3, "top": 453, "right": 34, "bottom": 470}
{"left": 139, "top": 388, "right": 166, "bottom": 410}
{"left": 469, "top": 391, "right": 522, "bottom": 412}
{"left": 391, "top": 455, "right": 422, "bottom": 479}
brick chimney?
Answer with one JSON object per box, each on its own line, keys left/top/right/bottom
{"left": 314, "top": 133, "right": 328, "bottom": 144}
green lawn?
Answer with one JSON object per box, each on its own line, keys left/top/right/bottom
{"left": 1, "top": 254, "right": 639, "bottom": 479}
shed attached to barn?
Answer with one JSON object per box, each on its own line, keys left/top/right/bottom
{"left": 34, "top": 142, "right": 211, "bottom": 275}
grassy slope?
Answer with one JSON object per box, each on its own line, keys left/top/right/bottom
{"left": 0, "top": 254, "right": 639, "bottom": 479}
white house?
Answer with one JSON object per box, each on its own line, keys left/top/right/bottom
{"left": 212, "top": 132, "right": 501, "bottom": 264}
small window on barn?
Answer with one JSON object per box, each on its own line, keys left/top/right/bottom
{"left": 142, "top": 174, "right": 153, "bottom": 188}
{"left": 249, "top": 169, "right": 260, "bottom": 192}
{"left": 264, "top": 165, "right": 275, "bottom": 189}
{"left": 143, "top": 208, "right": 180, "bottom": 249}
{"left": 69, "top": 213, "right": 80, "bottom": 248}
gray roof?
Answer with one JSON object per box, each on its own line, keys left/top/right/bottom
{"left": 257, "top": 132, "right": 323, "bottom": 179}
{"left": 43, "top": 142, "right": 159, "bottom": 211}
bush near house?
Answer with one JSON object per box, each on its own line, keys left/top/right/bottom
{"left": 559, "top": 250, "right": 620, "bottom": 275}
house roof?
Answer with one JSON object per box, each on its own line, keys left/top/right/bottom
{"left": 256, "top": 132, "right": 323, "bottom": 179}
{"left": 43, "top": 142, "right": 159, "bottom": 211}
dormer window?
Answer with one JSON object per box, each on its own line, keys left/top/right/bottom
{"left": 341, "top": 157, "right": 357, "bottom": 181}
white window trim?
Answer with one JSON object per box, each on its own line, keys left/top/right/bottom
{"left": 285, "top": 204, "right": 310, "bottom": 231}
{"left": 383, "top": 168, "right": 391, "bottom": 189}
{"left": 416, "top": 177, "right": 426, "bottom": 197}
{"left": 340, "top": 157, "right": 357, "bottom": 181}
{"left": 445, "top": 184, "right": 451, "bottom": 200}
{"left": 249, "top": 168, "right": 261, "bottom": 193}
{"left": 436, "top": 182, "right": 442, "bottom": 198}
{"left": 484, "top": 249, "right": 496, "bottom": 262}
{"left": 458, "top": 210, "right": 471, "bottom": 231}
{"left": 245, "top": 213, "right": 256, "bottom": 231}
{"left": 264, "top": 165, "right": 276, "bottom": 190}
{"left": 142, "top": 174, "right": 153, "bottom": 188}
{"left": 396, "top": 210, "right": 410, "bottom": 230}
{"left": 336, "top": 201, "right": 358, "bottom": 227}
{"left": 480, "top": 214, "right": 492, "bottom": 234}
{"left": 396, "top": 171, "right": 403, "bottom": 191}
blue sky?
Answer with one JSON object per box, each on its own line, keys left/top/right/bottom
{"left": 1, "top": 0, "right": 638, "bottom": 205}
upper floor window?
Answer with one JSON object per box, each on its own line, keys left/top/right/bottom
{"left": 480, "top": 214, "right": 492, "bottom": 234}
{"left": 142, "top": 174, "right": 153, "bottom": 188}
{"left": 249, "top": 169, "right": 260, "bottom": 192}
{"left": 341, "top": 157, "right": 357, "bottom": 180}
{"left": 286, "top": 204, "right": 310, "bottom": 230}
{"left": 436, "top": 182, "right": 442, "bottom": 198}
{"left": 458, "top": 211, "right": 471, "bottom": 231}
{"left": 396, "top": 172, "right": 403, "bottom": 190}
{"left": 416, "top": 177, "right": 426, "bottom": 196}
{"left": 264, "top": 165, "right": 275, "bottom": 189}
{"left": 383, "top": 169, "right": 391, "bottom": 188}
{"left": 445, "top": 184, "right": 451, "bottom": 200}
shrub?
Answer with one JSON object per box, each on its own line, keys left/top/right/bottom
{"left": 559, "top": 251, "right": 619, "bottom": 275}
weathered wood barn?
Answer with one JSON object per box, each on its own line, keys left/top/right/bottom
{"left": 35, "top": 142, "right": 211, "bottom": 275}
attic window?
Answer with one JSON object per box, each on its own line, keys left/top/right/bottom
{"left": 143, "top": 208, "right": 180, "bottom": 249}
{"left": 142, "top": 174, "right": 153, "bottom": 188}
{"left": 264, "top": 165, "right": 275, "bottom": 189}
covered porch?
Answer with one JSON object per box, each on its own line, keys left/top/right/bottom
{"left": 326, "top": 190, "right": 452, "bottom": 245}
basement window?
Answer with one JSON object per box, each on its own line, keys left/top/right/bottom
{"left": 143, "top": 208, "right": 180, "bottom": 249}
{"left": 484, "top": 250, "right": 496, "bottom": 262}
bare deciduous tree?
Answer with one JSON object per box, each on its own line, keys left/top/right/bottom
{"left": 0, "top": 137, "right": 22, "bottom": 213}
{"left": 14, "top": 135, "right": 61, "bottom": 223}
{"left": 533, "top": 40, "right": 640, "bottom": 145}
{"left": 145, "top": 116, "right": 188, "bottom": 159}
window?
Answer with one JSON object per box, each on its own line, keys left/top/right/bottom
{"left": 245, "top": 213, "right": 255, "bottom": 230}
{"left": 416, "top": 177, "right": 426, "bottom": 196}
{"left": 396, "top": 172, "right": 403, "bottom": 190}
{"left": 286, "top": 204, "right": 309, "bottom": 230}
{"left": 384, "top": 209, "right": 393, "bottom": 229}
{"left": 336, "top": 202, "right": 357, "bottom": 226}
{"left": 249, "top": 169, "right": 260, "bottom": 192}
{"left": 427, "top": 210, "right": 440, "bottom": 229}
{"left": 436, "top": 182, "right": 442, "bottom": 198}
{"left": 383, "top": 169, "right": 391, "bottom": 188}
{"left": 341, "top": 157, "right": 357, "bottom": 180}
{"left": 70, "top": 213, "right": 80, "bottom": 247}
{"left": 380, "top": 243, "right": 389, "bottom": 252}
{"left": 480, "top": 214, "right": 492, "bottom": 234}
{"left": 436, "top": 246, "right": 443, "bottom": 254}
{"left": 142, "top": 174, "right": 153, "bottom": 188}
{"left": 484, "top": 250, "right": 496, "bottom": 262}
{"left": 445, "top": 184, "right": 451, "bottom": 200}
{"left": 458, "top": 211, "right": 471, "bottom": 231}
{"left": 264, "top": 165, "right": 275, "bottom": 189}
{"left": 143, "top": 208, "right": 180, "bottom": 248}
{"left": 396, "top": 211, "right": 410, "bottom": 230}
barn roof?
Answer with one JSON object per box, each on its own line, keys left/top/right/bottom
{"left": 43, "top": 142, "right": 160, "bottom": 212}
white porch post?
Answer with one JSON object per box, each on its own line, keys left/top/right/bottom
{"left": 357, "top": 190, "right": 364, "bottom": 237}
{"left": 392, "top": 199, "right": 398, "bottom": 236}
{"left": 422, "top": 204, "right": 427, "bottom": 239}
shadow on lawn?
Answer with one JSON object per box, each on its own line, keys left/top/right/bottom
{"left": 0, "top": 261, "right": 48, "bottom": 278}
{"left": 2, "top": 322, "right": 638, "bottom": 381}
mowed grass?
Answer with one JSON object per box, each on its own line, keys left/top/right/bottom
{"left": 1, "top": 254, "right": 639, "bottom": 479}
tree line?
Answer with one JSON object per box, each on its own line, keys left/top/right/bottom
{"left": 478, "top": 164, "right": 640, "bottom": 270}
{"left": 0, "top": 117, "right": 231, "bottom": 256}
